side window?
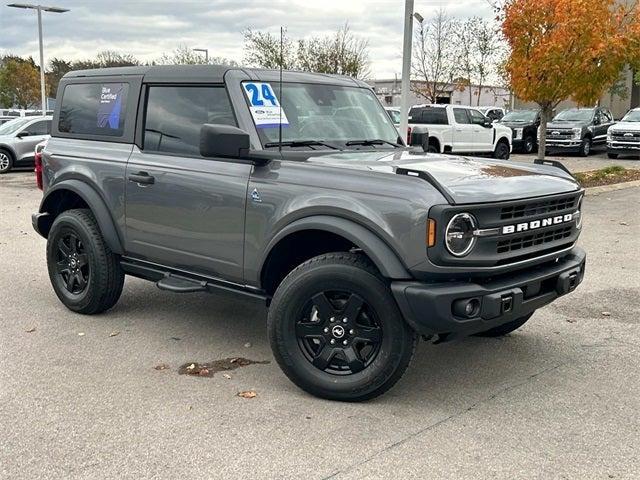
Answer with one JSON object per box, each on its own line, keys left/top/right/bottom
{"left": 143, "top": 86, "right": 236, "bottom": 156}
{"left": 468, "top": 109, "right": 486, "bottom": 125}
{"left": 59, "top": 83, "right": 129, "bottom": 136}
{"left": 453, "top": 108, "right": 471, "bottom": 124}
{"left": 24, "top": 120, "right": 50, "bottom": 136}
{"left": 602, "top": 110, "right": 613, "bottom": 123}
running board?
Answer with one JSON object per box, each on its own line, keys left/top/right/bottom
{"left": 156, "top": 274, "right": 207, "bottom": 293}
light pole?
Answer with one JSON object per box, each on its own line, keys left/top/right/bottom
{"left": 7, "top": 3, "right": 69, "bottom": 115}
{"left": 193, "top": 48, "right": 209, "bottom": 63}
{"left": 399, "top": 0, "right": 422, "bottom": 142}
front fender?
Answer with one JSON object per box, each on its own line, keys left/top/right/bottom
{"left": 260, "top": 215, "right": 412, "bottom": 280}
{"left": 36, "top": 179, "right": 124, "bottom": 254}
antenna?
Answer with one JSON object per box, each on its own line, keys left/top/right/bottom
{"left": 278, "top": 26, "right": 284, "bottom": 153}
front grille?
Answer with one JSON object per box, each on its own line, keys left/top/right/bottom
{"left": 500, "top": 194, "right": 579, "bottom": 220}
{"left": 611, "top": 131, "right": 640, "bottom": 143}
{"left": 496, "top": 226, "right": 573, "bottom": 254}
{"left": 548, "top": 130, "right": 573, "bottom": 140}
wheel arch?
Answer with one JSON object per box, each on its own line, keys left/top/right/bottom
{"left": 36, "top": 179, "right": 124, "bottom": 254}
{"left": 259, "top": 216, "right": 411, "bottom": 295}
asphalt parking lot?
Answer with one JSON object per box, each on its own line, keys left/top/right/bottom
{"left": 1, "top": 171, "right": 639, "bottom": 479}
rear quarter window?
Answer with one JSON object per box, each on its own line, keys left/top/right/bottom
{"left": 408, "top": 108, "right": 448, "bottom": 125}
{"left": 58, "top": 83, "right": 129, "bottom": 137}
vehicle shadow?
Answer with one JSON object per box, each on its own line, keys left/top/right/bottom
{"left": 107, "top": 278, "right": 574, "bottom": 406}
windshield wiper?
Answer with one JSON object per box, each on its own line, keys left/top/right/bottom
{"left": 263, "top": 140, "right": 340, "bottom": 150}
{"left": 344, "top": 139, "right": 401, "bottom": 148}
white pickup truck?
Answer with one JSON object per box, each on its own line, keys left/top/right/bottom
{"left": 408, "top": 104, "right": 513, "bottom": 159}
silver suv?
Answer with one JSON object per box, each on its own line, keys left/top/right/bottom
{"left": 32, "top": 66, "right": 585, "bottom": 401}
{"left": 0, "top": 116, "right": 52, "bottom": 173}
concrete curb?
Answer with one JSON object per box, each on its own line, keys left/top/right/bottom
{"left": 585, "top": 179, "right": 640, "bottom": 195}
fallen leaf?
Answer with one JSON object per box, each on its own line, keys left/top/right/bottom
{"left": 230, "top": 358, "right": 238, "bottom": 364}
{"left": 26, "top": 327, "right": 36, "bottom": 333}
{"left": 222, "top": 373, "right": 232, "bottom": 379}
{"left": 237, "top": 390, "right": 257, "bottom": 399}
{"left": 198, "top": 368, "right": 210, "bottom": 376}
{"left": 109, "top": 331, "right": 120, "bottom": 337}
{"left": 601, "top": 311, "right": 611, "bottom": 317}
{"left": 566, "top": 319, "right": 577, "bottom": 323}
{"left": 244, "top": 342, "right": 252, "bottom": 348}
{"left": 154, "top": 363, "right": 170, "bottom": 370}
{"left": 78, "top": 332, "right": 85, "bottom": 336}
{"left": 619, "top": 222, "right": 628, "bottom": 226}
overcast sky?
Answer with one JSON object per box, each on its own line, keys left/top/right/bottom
{"left": 0, "top": 0, "right": 494, "bottom": 78}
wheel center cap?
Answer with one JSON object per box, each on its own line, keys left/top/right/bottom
{"left": 331, "top": 325, "right": 345, "bottom": 339}
{"left": 70, "top": 259, "right": 77, "bottom": 268}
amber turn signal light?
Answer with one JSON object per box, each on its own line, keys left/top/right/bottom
{"left": 427, "top": 219, "right": 436, "bottom": 247}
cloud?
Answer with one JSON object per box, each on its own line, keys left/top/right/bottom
{"left": 0, "top": 0, "right": 493, "bottom": 78}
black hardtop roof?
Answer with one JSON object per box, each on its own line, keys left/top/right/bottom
{"left": 63, "top": 64, "right": 369, "bottom": 87}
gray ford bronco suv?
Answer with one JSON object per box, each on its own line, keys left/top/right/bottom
{"left": 32, "top": 65, "right": 586, "bottom": 401}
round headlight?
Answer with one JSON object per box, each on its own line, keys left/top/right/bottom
{"left": 445, "top": 213, "right": 478, "bottom": 257}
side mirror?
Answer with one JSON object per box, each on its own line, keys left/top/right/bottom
{"left": 16, "top": 131, "right": 30, "bottom": 138}
{"left": 483, "top": 119, "right": 493, "bottom": 128}
{"left": 200, "top": 124, "right": 250, "bottom": 159}
{"left": 593, "top": 117, "right": 601, "bottom": 126}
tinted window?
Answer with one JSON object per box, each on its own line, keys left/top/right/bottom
{"left": 408, "top": 107, "right": 448, "bottom": 125}
{"left": 143, "top": 86, "right": 236, "bottom": 156}
{"left": 24, "top": 120, "right": 51, "bottom": 135}
{"left": 453, "top": 108, "right": 471, "bottom": 124}
{"left": 59, "top": 83, "right": 129, "bottom": 137}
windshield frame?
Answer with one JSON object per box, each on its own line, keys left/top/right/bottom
{"left": 243, "top": 81, "right": 402, "bottom": 151}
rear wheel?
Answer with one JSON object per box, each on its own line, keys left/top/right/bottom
{"left": 268, "top": 252, "right": 417, "bottom": 401}
{"left": 46, "top": 209, "right": 124, "bottom": 314}
{"left": 0, "top": 149, "right": 13, "bottom": 174}
{"left": 474, "top": 313, "right": 534, "bottom": 337}
{"left": 493, "top": 140, "right": 510, "bottom": 159}
{"left": 579, "top": 138, "right": 591, "bottom": 157}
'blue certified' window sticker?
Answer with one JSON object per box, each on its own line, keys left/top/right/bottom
{"left": 97, "top": 84, "right": 124, "bottom": 129}
{"left": 242, "top": 82, "right": 289, "bottom": 128}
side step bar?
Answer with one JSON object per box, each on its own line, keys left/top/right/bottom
{"left": 156, "top": 274, "right": 207, "bottom": 293}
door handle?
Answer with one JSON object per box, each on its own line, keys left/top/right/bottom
{"left": 128, "top": 172, "right": 155, "bottom": 185}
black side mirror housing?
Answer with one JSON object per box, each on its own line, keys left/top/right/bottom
{"left": 200, "top": 124, "right": 250, "bottom": 159}
{"left": 16, "top": 131, "right": 29, "bottom": 138}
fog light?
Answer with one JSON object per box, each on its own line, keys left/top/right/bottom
{"left": 453, "top": 298, "right": 481, "bottom": 318}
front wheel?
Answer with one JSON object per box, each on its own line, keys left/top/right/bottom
{"left": 268, "top": 252, "right": 417, "bottom": 401}
{"left": 579, "top": 138, "right": 592, "bottom": 157}
{"left": 46, "top": 209, "right": 124, "bottom": 314}
{"left": 0, "top": 149, "right": 13, "bottom": 174}
{"left": 474, "top": 313, "right": 534, "bottom": 337}
{"left": 493, "top": 140, "right": 511, "bottom": 160}
{"left": 523, "top": 136, "right": 535, "bottom": 154}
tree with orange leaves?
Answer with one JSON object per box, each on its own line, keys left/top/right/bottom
{"left": 501, "top": 0, "right": 640, "bottom": 159}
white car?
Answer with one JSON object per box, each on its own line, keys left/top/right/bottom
{"left": 607, "top": 107, "right": 640, "bottom": 159}
{"left": 408, "top": 104, "right": 512, "bottom": 159}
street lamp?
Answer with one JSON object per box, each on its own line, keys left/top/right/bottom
{"left": 193, "top": 48, "right": 209, "bottom": 63}
{"left": 6, "top": 3, "right": 69, "bottom": 115}
{"left": 399, "top": 0, "right": 423, "bottom": 142}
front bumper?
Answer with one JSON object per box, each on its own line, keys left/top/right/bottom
{"left": 607, "top": 142, "right": 640, "bottom": 156}
{"left": 546, "top": 139, "right": 582, "bottom": 152}
{"left": 391, "top": 247, "right": 586, "bottom": 339}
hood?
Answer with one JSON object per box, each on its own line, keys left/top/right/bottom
{"left": 610, "top": 121, "right": 640, "bottom": 131}
{"left": 500, "top": 121, "right": 535, "bottom": 128}
{"left": 308, "top": 150, "right": 579, "bottom": 205}
{"left": 546, "top": 121, "right": 587, "bottom": 129}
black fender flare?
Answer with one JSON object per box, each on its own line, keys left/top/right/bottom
{"left": 37, "top": 179, "right": 124, "bottom": 254}
{"left": 261, "top": 215, "right": 412, "bottom": 280}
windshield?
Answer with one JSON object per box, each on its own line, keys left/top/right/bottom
{"left": 248, "top": 82, "right": 400, "bottom": 149}
{"left": 553, "top": 109, "right": 594, "bottom": 122}
{"left": 622, "top": 110, "right": 640, "bottom": 122}
{"left": 0, "top": 117, "right": 30, "bottom": 135}
{"left": 502, "top": 110, "right": 537, "bottom": 122}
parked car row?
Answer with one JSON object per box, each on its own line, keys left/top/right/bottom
{"left": 0, "top": 108, "right": 54, "bottom": 126}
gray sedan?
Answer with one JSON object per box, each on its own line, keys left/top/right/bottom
{"left": 0, "top": 116, "right": 52, "bottom": 173}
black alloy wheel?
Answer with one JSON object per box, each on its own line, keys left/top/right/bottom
{"left": 54, "top": 231, "right": 90, "bottom": 295}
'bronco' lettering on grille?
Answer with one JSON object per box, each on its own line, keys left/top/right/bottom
{"left": 502, "top": 213, "right": 574, "bottom": 235}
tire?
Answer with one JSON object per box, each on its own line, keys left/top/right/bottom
{"left": 523, "top": 136, "right": 535, "bottom": 154}
{"left": 0, "top": 149, "right": 14, "bottom": 174}
{"left": 493, "top": 140, "right": 511, "bottom": 160}
{"left": 579, "top": 138, "right": 591, "bottom": 157}
{"left": 46, "top": 209, "right": 124, "bottom": 315}
{"left": 474, "top": 313, "right": 534, "bottom": 337}
{"left": 427, "top": 142, "right": 439, "bottom": 153}
{"left": 607, "top": 153, "right": 619, "bottom": 159}
{"left": 268, "top": 252, "right": 418, "bottom": 402}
